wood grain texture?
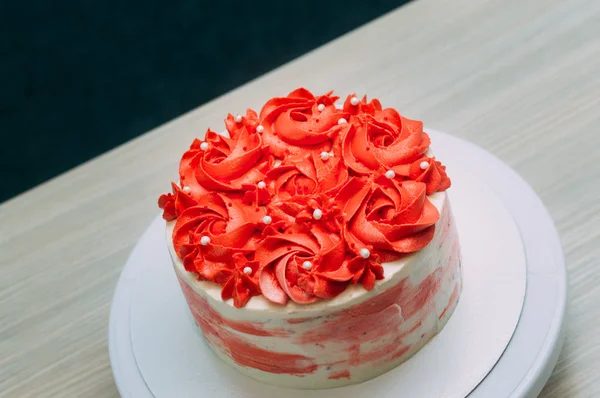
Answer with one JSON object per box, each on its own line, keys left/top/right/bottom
{"left": 1, "top": 0, "right": 598, "bottom": 396}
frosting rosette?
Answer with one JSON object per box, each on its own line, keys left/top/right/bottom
{"left": 335, "top": 177, "right": 439, "bottom": 262}
{"left": 259, "top": 88, "right": 349, "bottom": 157}
{"left": 159, "top": 88, "right": 452, "bottom": 307}
{"left": 255, "top": 225, "right": 348, "bottom": 305}
{"left": 265, "top": 148, "right": 348, "bottom": 201}
{"left": 179, "top": 127, "right": 272, "bottom": 195}
{"left": 342, "top": 95, "right": 431, "bottom": 175}
{"left": 171, "top": 193, "right": 263, "bottom": 279}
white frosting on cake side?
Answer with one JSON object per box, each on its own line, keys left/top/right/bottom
{"left": 166, "top": 191, "right": 462, "bottom": 389}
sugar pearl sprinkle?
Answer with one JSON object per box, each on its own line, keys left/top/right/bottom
{"left": 350, "top": 96, "right": 359, "bottom": 106}
{"left": 302, "top": 261, "right": 312, "bottom": 270}
{"left": 317, "top": 104, "right": 325, "bottom": 112}
{"left": 200, "top": 236, "right": 211, "bottom": 246}
{"left": 256, "top": 125, "right": 264, "bottom": 133}
{"left": 262, "top": 215, "right": 272, "bottom": 225}
{"left": 200, "top": 142, "right": 209, "bottom": 151}
{"left": 243, "top": 266, "right": 253, "bottom": 275}
{"left": 359, "top": 248, "right": 371, "bottom": 259}
{"left": 420, "top": 161, "right": 430, "bottom": 170}
{"left": 385, "top": 170, "right": 396, "bottom": 179}
{"left": 234, "top": 114, "right": 242, "bottom": 123}
{"left": 182, "top": 185, "right": 191, "bottom": 192}
{"left": 312, "top": 209, "right": 323, "bottom": 220}
{"left": 320, "top": 151, "right": 330, "bottom": 161}
{"left": 337, "top": 118, "right": 347, "bottom": 125}
{"left": 257, "top": 181, "right": 266, "bottom": 189}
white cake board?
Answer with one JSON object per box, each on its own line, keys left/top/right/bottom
{"left": 109, "top": 131, "right": 566, "bottom": 398}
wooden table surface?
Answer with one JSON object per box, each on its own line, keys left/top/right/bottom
{"left": 2, "top": 0, "right": 599, "bottom": 396}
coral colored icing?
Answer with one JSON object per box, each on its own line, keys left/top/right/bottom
{"left": 177, "top": 274, "right": 317, "bottom": 375}
{"left": 159, "top": 89, "right": 452, "bottom": 307}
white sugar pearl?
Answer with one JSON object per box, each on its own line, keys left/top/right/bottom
{"left": 200, "top": 142, "right": 209, "bottom": 151}
{"left": 350, "top": 96, "right": 359, "bottom": 106}
{"left": 200, "top": 236, "right": 211, "bottom": 246}
{"left": 337, "top": 118, "right": 347, "bottom": 125}
{"left": 317, "top": 104, "right": 325, "bottom": 112}
{"left": 312, "top": 209, "right": 323, "bottom": 220}
{"left": 234, "top": 114, "right": 242, "bottom": 123}
{"left": 385, "top": 170, "right": 396, "bottom": 179}
{"left": 420, "top": 161, "right": 430, "bottom": 170}
{"left": 256, "top": 125, "right": 264, "bottom": 133}
{"left": 262, "top": 215, "right": 272, "bottom": 225}
{"left": 302, "top": 261, "right": 312, "bottom": 270}
{"left": 183, "top": 185, "right": 191, "bottom": 192}
{"left": 320, "top": 151, "right": 330, "bottom": 161}
{"left": 359, "top": 248, "right": 371, "bottom": 259}
{"left": 243, "top": 266, "right": 252, "bottom": 275}
{"left": 257, "top": 181, "right": 266, "bottom": 189}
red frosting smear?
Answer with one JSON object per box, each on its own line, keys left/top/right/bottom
{"left": 160, "top": 88, "right": 452, "bottom": 307}
{"left": 328, "top": 370, "right": 351, "bottom": 380}
{"left": 177, "top": 275, "right": 316, "bottom": 374}
{"left": 439, "top": 283, "right": 460, "bottom": 320}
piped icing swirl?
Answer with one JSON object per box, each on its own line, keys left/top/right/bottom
{"left": 159, "top": 89, "right": 451, "bottom": 307}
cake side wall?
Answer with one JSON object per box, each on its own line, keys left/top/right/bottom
{"left": 170, "top": 193, "right": 461, "bottom": 389}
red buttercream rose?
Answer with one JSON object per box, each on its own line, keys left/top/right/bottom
{"left": 342, "top": 95, "right": 431, "bottom": 175}
{"left": 172, "top": 193, "right": 264, "bottom": 279}
{"left": 255, "top": 225, "right": 349, "bottom": 305}
{"left": 179, "top": 128, "right": 272, "bottom": 195}
{"left": 258, "top": 88, "right": 350, "bottom": 158}
{"left": 335, "top": 176, "right": 439, "bottom": 262}
{"left": 265, "top": 149, "right": 348, "bottom": 201}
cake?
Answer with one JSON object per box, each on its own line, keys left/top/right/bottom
{"left": 158, "top": 88, "right": 461, "bottom": 389}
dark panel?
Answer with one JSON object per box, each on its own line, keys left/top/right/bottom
{"left": 0, "top": 0, "right": 409, "bottom": 202}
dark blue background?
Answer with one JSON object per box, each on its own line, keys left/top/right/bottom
{"left": 0, "top": 0, "right": 407, "bottom": 203}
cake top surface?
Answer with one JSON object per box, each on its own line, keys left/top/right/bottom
{"left": 158, "top": 88, "right": 451, "bottom": 308}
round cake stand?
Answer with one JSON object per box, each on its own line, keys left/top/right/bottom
{"left": 109, "top": 131, "right": 566, "bottom": 398}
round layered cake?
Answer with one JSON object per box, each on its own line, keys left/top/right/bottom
{"left": 158, "top": 89, "right": 461, "bottom": 389}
